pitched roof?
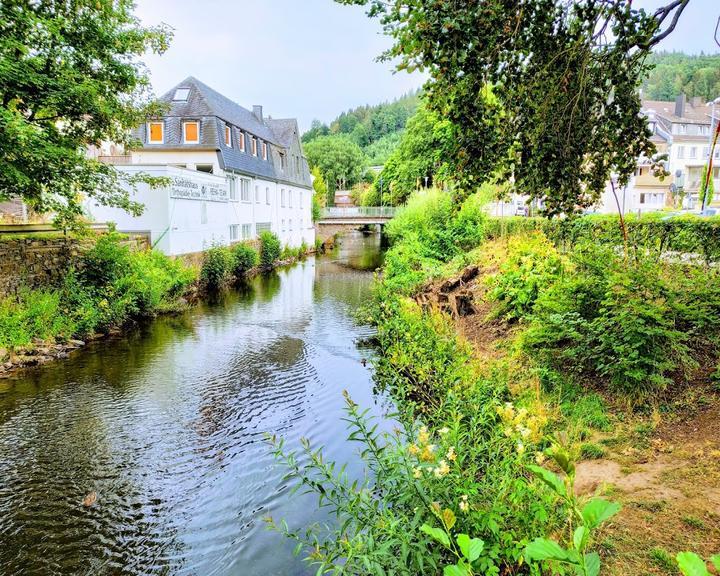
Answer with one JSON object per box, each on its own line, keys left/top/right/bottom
{"left": 158, "top": 77, "right": 280, "bottom": 145}
{"left": 266, "top": 118, "right": 299, "bottom": 148}
{"left": 642, "top": 98, "right": 713, "bottom": 125}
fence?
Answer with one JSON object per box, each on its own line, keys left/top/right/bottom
{"left": 321, "top": 207, "right": 397, "bottom": 219}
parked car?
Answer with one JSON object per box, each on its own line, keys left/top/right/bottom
{"left": 514, "top": 205, "right": 529, "bottom": 217}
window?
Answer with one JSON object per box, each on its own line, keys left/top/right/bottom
{"left": 704, "top": 146, "right": 710, "bottom": 158}
{"left": 702, "top": 125, "right": 710, "bottom": 136}
{"left": 266, "top": 187, "right": 270, "bottom": 204}
{"left": 262, "top": 141, "right": 268, "bottom": 160}
{"left": 281, "top": 219, "right": 285, "bottom": 232}
{"left": 289, "top": 219, "right": 293, "bottom": 231}
{"left": 690, "top": 147, "right": 697, "bottom": 159}
{"left": 229, "top": 178, "right": 238, "bottom": 201}
{"left": 289, "top": 190, "right": 293, "bottom": 208}
{"left": 196, "top": 164, "right": 213, "bottom": 173}
{"left": 241, "top": 223, "right": 253, "bottom": 240}
{"left": 239, "top": 132, "right": 246, "bottom": 152}
{"left": 148, "top": 121, "right": 164, "bottom": 144}
{"left": 229, "top": 224, "right": 239, "bottom": 241}
{"left": 240, "top": 179, "right": 251, "bottom": 202}
{"left": 299, "top": 191, "right": 303, "bottom": 207}
{"left": 280, "top": 152, "right": 286, "bottom": 170}
{"left": 252, "top": 137, "right": 257, "bottom": 156}
{"left": 255, "top": 185, "right": 259, "bottom": 202}
{"left": 677, "top": 145, "right": 685, "bottom": 159}
{"left": 201, "top": 202, "right": 208, "bottom": 224}
{"left": 640, "top": 193, "right": 646, "bottom": 204}
{"left": 224, "top": 124, "right": 232, "bottom": 147}
{"left": 183, "top": 121, "right": 199, "bottom": 144}
{"left": 173, "top": 88, "right": 190, "bottom": 101}
{"left": 300, "top": 218, "right": 303, "bottom": 230}
{"left": 281, "top": 189, "right": 286, "bottom": 207}
{"left": 256, "top": 222, "right": 272, "bottom": 233}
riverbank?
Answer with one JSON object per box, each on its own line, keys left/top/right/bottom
{"left": 271, "top": 189, "right": 720, "bottom": 575}
{"left": 0, "top": 230, "right": 316, "bottom": 379}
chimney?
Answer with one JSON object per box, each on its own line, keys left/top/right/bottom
{"left": 675, "top": 94, "right": 686, "bottom": 117}
{"left": 253, "top": 105, "right": 263, "bottom": 122}
{"left": 691, "top": 96, "right": 703, "bottom": 108}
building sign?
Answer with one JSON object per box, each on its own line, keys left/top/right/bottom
{"left": 170, "top": 176, "right": 229, "bottom": 203}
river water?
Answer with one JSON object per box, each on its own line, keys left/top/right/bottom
{"left": 0, "top": 232, "right": 389, "bottom": 576}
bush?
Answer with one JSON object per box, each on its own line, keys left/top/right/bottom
{"left": 259, "top": 231, "right": 281, "bottom": 268}
{"left": 200, "top": 245, "right": 234, "bottom": 290}
{"left": 232, "top": 243, "right": 258, "bottom": 277}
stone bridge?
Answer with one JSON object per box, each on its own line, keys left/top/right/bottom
{"left": 315, "top": 207, "right": 396, "bottom": 245}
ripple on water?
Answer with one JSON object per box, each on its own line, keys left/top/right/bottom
{"left": 0, "top": 232, "right": 393, "bottom": 576}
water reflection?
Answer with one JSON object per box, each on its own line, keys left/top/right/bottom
{"left": 0, "top": 231, "right": 388, "bottom": 576}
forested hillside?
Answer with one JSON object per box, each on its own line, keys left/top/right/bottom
{"left": 303, "top": 90, "right": 420, "bottom": 165}
{"left": 642, "top": 52, "right": 720, "bottom": 101}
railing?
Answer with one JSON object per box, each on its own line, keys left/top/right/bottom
{"left": 321, "top": 206, "right": 397, "bottom": 219}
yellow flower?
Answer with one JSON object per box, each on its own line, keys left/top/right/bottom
{"left": 434, "top": 460, "right": 450, "bottom": 477}
{"left": 459, "top": 500, "right": 469, "bottom": 513}
{"left": 418, "top": 426, "right": 430, "bottom": 445}
{"left": 413, "top": 467, "right": 422, "bottom": 479}
{"left": 420, "top": 444, "right": 436, "bottom": 462}
{"left": 446, "top": 446, "right": 457, "bottom": 461}
{"left": 438, "top": 427, "right": 450, "bottom": 436}
{"left": 516, "top": 441, "right": 525, "bottom": 455}
{"left": 408, "top": 444, "right": 420, "bottom": 456}
{"left": 534, "top": 451, "right": 546, "bottom": 465}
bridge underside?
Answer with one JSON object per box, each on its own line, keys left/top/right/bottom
{"left": 315, "top": 220, "right": 387, "bottom": 245}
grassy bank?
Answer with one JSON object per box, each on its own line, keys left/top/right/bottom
{"left": 269, "top": 189, "right": 720, "bottom": 575}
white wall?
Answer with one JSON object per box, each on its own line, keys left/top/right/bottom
{"left": 88, "top": 165, "right": 314, "bottom": 256}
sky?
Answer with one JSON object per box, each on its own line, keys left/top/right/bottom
{"left": 134, "top": 0, "right": 719, "bottom": 133}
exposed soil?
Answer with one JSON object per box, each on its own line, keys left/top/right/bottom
{"left": 416, "top": 248, "right": 720, "bottom": 574}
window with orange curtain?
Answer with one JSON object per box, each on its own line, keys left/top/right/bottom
{"left": 148, "top": 122, "right": 164, "bottom": 143}
{"left": 184, "top": 121, "right": 199, "bottom": 143}
{"left": 225, "top": 125, "right": 231, "bottom": 147}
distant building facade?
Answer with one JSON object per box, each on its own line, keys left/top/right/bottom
{"left": 88, "top": 77, "right": 314, "bottom": 255}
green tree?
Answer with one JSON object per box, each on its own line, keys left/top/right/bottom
{"left": 378, "top": 104, "right": 455, "bottom": 205}
{"left": 311, "top": 166, "right": 327, "bottom": 220}
{"left": 338, "top": 0, "right": 690, "bottom": 215}
{"left": 304, "top": 135, "right": 367, "bottom": 195}
{"left": 301, "top": 119, "right": 330, "bottom": 144}
{"left": 0, "top": 0, "right": 172, "bottom": 226}
{"left": 700, "top": 164, "right": 716, "bottom": 208}
{"left": 642, "top": 52, "right": 720, "bottom": 102}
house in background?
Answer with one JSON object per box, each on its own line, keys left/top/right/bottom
{"left": 88, "top": 77, "right": 314, "bottom": 255}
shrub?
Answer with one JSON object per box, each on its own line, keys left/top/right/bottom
{"left": 200, "top": 245, "right": 234, "bottom": 290}
{"left": 259, "top": 231, "right": 281, "bottom": 268}
{"left": 232, "top": 243, "right": 258, "bottom": 277}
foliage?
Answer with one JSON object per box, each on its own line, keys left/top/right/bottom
{"left": 700, "top": 164, "right": 715, "bottom": 209}
{"left": 642, "top": 52, "right": 720, "bottom": 102}
{"left": 311, "top": 166, "right": 327, "bottom": 220}
{"left": 259, "top": 231, "right": 281, "bottom": 269}
{"left": 378, "top": 104, "right": 456, "bottom": 205}
{"left": 232, "top": 243, "right": 258, "bottom": 277}
{"left": 364, "top": 131, "right": 403, "bottom": 165}
{"left": 0, "top": 0, "right": 172, "bottom": 225}
{"left": 676, "top": 552, "right": 720, "bottom": 576}
{"left": 524, "top": 442, "right": 621, "bottom": 576}
{"left": 0, "top": 233, "right": 194, "bottom": 348}
{"left": 200, "top": 245, "right": 234, "bottom": 290}
{"left": 339, "top": 0, "right": 688, "bottom": 214}
{"left": 489, "top": 234, "right": 565, "bottom": 322}
{"left": 304, "top": 135, "right": 368, "bottom": 194}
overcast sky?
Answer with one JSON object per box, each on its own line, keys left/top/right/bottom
{"left": 135, "top": 0, "right": 719, "bottom": 132}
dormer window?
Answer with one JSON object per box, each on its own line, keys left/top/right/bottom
{"left": 252, "top": 137, "right": 257, "bottom": 157}
{"left": 148, "top": 121, "right": 164, "bottom": 144}
{"left": 224, "top": 124, "right": 231, "bottom": 147}
{"left": 262, "top": 142, "right": 268, "bottom": 160}
{"left": 183, "top": 121, "right": 199, "bottom": 144}
{"left": 239, "top": 131, "right": 245, "bottom": 152}
{"left": 173, "top": 88, "right": 190, "bottom": 102}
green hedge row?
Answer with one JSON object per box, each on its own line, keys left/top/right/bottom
{"left": 486, "top": 213, "right": 720, "bottom": 263}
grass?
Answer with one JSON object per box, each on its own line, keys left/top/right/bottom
{"left": 649, "top": 547, "right": 677, "bottom": 573}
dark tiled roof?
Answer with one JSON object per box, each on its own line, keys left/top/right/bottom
{"left": 266, "top": 118, "right": 298, "bottom": 147}
{"left": 642, "top": 99, "right": 712, "bottom": 125}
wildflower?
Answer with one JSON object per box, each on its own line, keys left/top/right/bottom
{"left": 413, "top": 467, "right": 422, "bottom": 479}
{"left": 518, "top": 426, "right": 532, "bottom": 440}
{"left": 446, "top": 446, "right": 457, "bottom": 462}
{"left": 418, "top": 426, "right": 430, "bottom": 445}
{"left": 516, "top": 441, "right": 525, "bottom": 455}
{"left": 438, "top": 426, "right": 450, "bottom": 436}
{"left": 459, "top": 499, "right": 469, "bottom": 513}
{"left": 434, "top": 460, "right": 450, "bottom": 477}
{"left": 408, "top": 443, "right": 420, "bottom": 456}
{"left": 420, "top": 444, "right": 436, "bottom": 462}
{"left": 535, "top": 451, "right": 546, "bottom": 465}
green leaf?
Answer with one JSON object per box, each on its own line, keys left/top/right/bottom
{"left": 573, "top": 526, "right": 588, "bottom": 552}
{"left": 528, "top": 465, "right": 567, "bottom": 498}
{"left": 584, "top": 552, "right": 601, "bottom": 576}
{"left": 676, "top": 552, "right": 710, "bottom": 576}
{"left": 443, "top": 564, "right": 469, "bottom": 576}
{"left": 456, "top": 533, "right": 484, "bottom": 562}
{"left": 524, "top": 538, "right": 571, "bottom": 563}
{"left": 711, "top": 555, "right": 720, "bottom": 571}
{"left": 420, "top": 523, "right": 450, "bottom": 548}
{"left": 581, "top": 498, "right": 621, "bottom": 530}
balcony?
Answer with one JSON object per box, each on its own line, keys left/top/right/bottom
{"left": 634, "top": 173, "right": 668, "bottom": 188}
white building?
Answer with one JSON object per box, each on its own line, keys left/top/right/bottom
{"left": 88, "top": 77, "right": 314, "bottom": 255}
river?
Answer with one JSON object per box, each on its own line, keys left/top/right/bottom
{"left": 0, "top": 231, "right": 389, "bottom": 576}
